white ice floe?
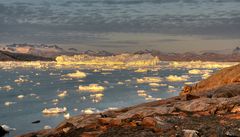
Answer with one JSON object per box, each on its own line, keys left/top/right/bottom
{"left": 0, "top": 85, "right": 13, "bottom": 91}
{"left": 134, "top": 68, "right": 148, "bottom": 73}
{"left": 202, "top": 73, "right": 211, "bottom": 79}
{"left": 81, "top": 108, "right": 99, "bottom": 115}
{"left": 168, "top": 85, "right": 175, "bottom": 89}
{"left": 42, "top": 107, "right": 67, "bottom": 114}
{"left": 117, "top": 81, "right": 124, "bottom": 85}
{"left": 14, "top": 77, "right": 28, "bottom": 83}
{"left": 188, "top": 69, "right": 213, "bottom": 75}
{"left": 17, "top": 95, "right": 24, "bottom": 99}
{"left": 1, "top": 125, "right": 16, "bottom": 131}
{"left": 137, "top": 90, "right": 147, "bottom": 97}
{"left": 136, "top": 77, "right": 162, "bottom": 83}
{"left": 4, "top": 101, "right": 16, "bottom": 106}
{"left": 166, "top": 75, "right": 188, "bottom": 82}
{"left": 184, "top": 82, "right": 195, "bottom": 85}
{"left": 64, "top": 71, "right": 87, "bottom": 78}
{"left": 149, "top": 83, "right": 160, "bottom": 87}
{"left": 44, "top": 125, "right": 52, "bottom": 129}
{"left": 169, "top": 61, "right": 236, "bottom": 69}
{"left": 58, "top": 91, "right": 68, "bottom": 98}
{"left": 79, "top": 84, "right": 105, "bottom": 92}
{"left": 64, "top": 113, "right": 70, "bottom": 119}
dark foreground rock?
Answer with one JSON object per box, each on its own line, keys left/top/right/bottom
{"left": 19, "top": 64, "right": 240, "bottom": 137}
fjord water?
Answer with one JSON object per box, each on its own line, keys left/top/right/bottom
{"left": 0, "top": 62, "right": 230, "bottom": 136}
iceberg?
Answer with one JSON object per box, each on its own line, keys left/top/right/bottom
{"left": 0, "top": 85, "right": 13, "bottom": 91}
{"left": 166, "top": 75, "right": 188, "bottom": 82}
{"left": 56, "top": 53, "right": 160, "bottom": 68}
{"left": 149, "top": 83, "right": 160, "bottom": 87}
{"left": 42, "top": 107, "right": 67, "bottom": 114}
{"left": 136, "top": 77, "right": 162, "bottom": 83}
{"left": 188, "top": 69, "right": 213, "bottom": 75}
{"left": 4, "top": 101, "right": 16, "bottom": 106}
{"left": 58, "top": 91, "right": 68, "bottom": 98}
{"left": 64, "top": 71, "right": 87, "bottom": 78}
{"left": 79, "top": 84, "right": 105, "bottom": 92}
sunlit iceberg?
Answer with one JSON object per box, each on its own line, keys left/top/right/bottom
{"left": 64, "top": 71, "right": 87, "bottom": 78}
{"left": 136, "top": 77, "right": 162, "bottom": 83}
{"left": 42, "top": 107, "right": 67, "bottom": 114}
{"left": 56, "top": 54, "right": 160, "bottom": 68}
{"left": 166, "top": 75, "right": 188, "bottom": 82}
{"left": 79, "top": 84, "right": 105, "bottom": 92}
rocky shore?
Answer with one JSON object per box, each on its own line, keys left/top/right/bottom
{"left": 18, "top": 64, "right": 240, "bottom": 137}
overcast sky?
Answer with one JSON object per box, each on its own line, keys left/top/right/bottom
{"left": 0, "top": 0, "right": 240, "bottom": 52}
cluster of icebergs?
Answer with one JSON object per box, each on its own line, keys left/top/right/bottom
{"left": 169, "top": 61, "right": 237, "bottom": 69}
{"left": 56, "top": 54, "right": 160, "bottom": 68}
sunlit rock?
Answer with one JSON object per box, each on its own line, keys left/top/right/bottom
{"left": 79, "top": 84, "right": 105, "bottom": 92}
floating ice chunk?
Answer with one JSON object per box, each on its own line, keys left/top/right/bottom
{"left": 188, "top": 69, "right": 213, "bottom": 75}
{"left": 149, "top": 83, "right": 160, "bottom": 87}
{"left": 64, "top": 113, "right": 70, "bottom": 119}
{"left": 44, "top": 125, "right": 52, "bottom": 129}
{"left": 168, "top": 85, "right": 175, "bottom": 89}
{"left": 58, "top": 91, "right": 68, "bottom": 98}
{"left": 81, "top": 108, "right": 98, "bottom": 115}
{"left": 137, "top": 90, "right": 147, "bottom": 97}
{"left": 117, "top": 81, "right": 124, "bottom": 85}
{"left": 14, "top": 77, "right": 28, "bottom": 83}
{"left": 0, "top": 85, "right": 13, "bottom": 91}
{"left": 17, "top": 95, "right": 24, "bottom": 99}
{"left": 29, "top": 93, "right": 37, "bottom": 96}
{"left": 4, "top": 101, "right": 16, "bottom": 106}
{"left": 42, "top": 107, "right": 67, "bottom": 114}
{"left": 90, "top": 93, "right": 104, "bottom": 98}
{"left": 74, "top": 108, "right": 78, "bottom": 111}
{"left": 80, "top": 96, "right": 86, "bottom": 100}
{"left": 151, "top": 88, "right": 158, "bottom": 91}
{"left": 1, "top": 125, "right": 16, "bottom": 131}
{"left": 137, "top": 77, "right": 162, "bottom": 83}
{"left": 202, "top": 73, "right": 211, "bottom": 79}
{"left": 135, "top": 68, "right": 148, "bottom": 73}
{"left": 65, "top": 71, "right": 87, "bottom": 78}
{"left": 52, "top": 99, "right": 59, "bottom": 103}
{"left": 79, "top": 84, "right": 105, "bottom": 92}
{"left": 166, "top": 75, "right": 188, "bottom": 82}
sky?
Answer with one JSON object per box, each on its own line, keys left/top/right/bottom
{"left": 0, "top": 0, "right": 240, "bottom": 52}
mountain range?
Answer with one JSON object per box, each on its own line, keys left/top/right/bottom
{"left": 1, "top": 44, "right": 240, "bottom": 62}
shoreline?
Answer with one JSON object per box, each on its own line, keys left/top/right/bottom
{"left": 18, "top": 64, "right": 240, "bottom": 137}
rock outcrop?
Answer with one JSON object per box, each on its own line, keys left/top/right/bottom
{"left": 181, "top": 64, "right": 240, "bottom": 96}
{"left": 19, "top": 64, "right": 240, "bottom": 137}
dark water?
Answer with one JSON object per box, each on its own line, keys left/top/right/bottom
{"left": 0, "top": 63, "right": 221, "bottom": 136}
